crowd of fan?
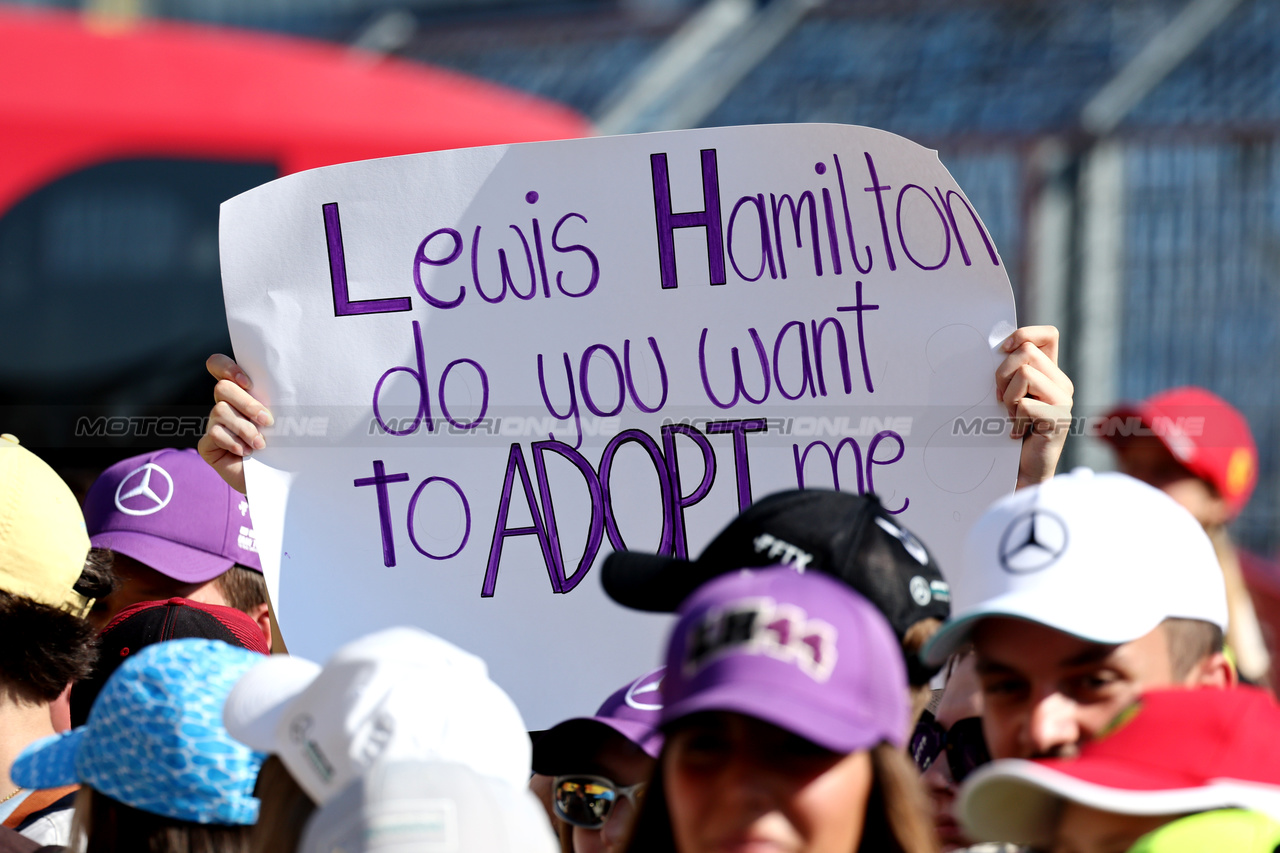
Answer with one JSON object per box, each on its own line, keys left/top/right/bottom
{"left": 1, "top": 324, "right": 1278, "bottom": 853}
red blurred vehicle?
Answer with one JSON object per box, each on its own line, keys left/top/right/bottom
{"left": 0, "top": 5, "right": 588, "bottom": 461}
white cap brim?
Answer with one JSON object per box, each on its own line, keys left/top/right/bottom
{"left": 223, "top": 654, "right": 323, "bottom": 753}
{"left": 922, "top": 584, "right": 1168, "bottom": 666}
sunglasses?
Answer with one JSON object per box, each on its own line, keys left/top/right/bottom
{"left": 552, "top": 775, "right": 647, "bottom": 830}
{"left": 909, "top": 710, "right": 992, "bottom": 784}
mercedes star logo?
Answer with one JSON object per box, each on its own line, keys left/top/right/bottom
{"left": 908, "top": 576, "right": 932, "bottom": 607}
{"left": 114, "top": 463, "right": 174, "bottom": 516}
{"left": 624, "top": 667, "right": 665, "bottom": 711}
{"left": 289, "top": 714, "right": 314, "bottom": 744}
{"left": 876, "top": 516, "right": 930, "bottom": 566}
{"left": 997, "top": 509, "right": 1069, "bottom": 574}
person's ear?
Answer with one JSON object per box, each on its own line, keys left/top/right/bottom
{"left": 1185, "top": 651, "right": 1235, "bottom": 689}
{"left": 1202, "top": 492, "right": 1232, "bottom": 528}
{"left": 246, "top": 601, "right": 272, "bottom": 652}
{"left": 50, "top": 682, "right": 73, "bottom": 732}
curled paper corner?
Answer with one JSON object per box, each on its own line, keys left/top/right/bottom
{"left": 988, "top": 319, "right": 1017, "bottom": 350}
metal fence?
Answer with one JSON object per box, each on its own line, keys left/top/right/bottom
{"left": 924, "top": 132, "right": 1280, "bottom": 556}
{"left": 1119, "top": 136, "right": 1280, "bottom": 553}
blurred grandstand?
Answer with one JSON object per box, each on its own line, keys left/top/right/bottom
{"left": 7, "top": 0, "right": 1280, "bottom": 562}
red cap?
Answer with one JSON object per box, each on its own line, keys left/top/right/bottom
{"left": 960, "top": 688, "right": 1280, "bottom": 846}
{"left": 1104, "top": 387, "right": 1257, "bottom": 518}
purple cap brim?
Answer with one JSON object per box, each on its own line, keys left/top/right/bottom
{"left": 595, "top": 716, "right": 664, "bottom": 758}
{"left": 662, "top": 681, "right": 901, "bottom": 753}
{"left": 12, "top": 729, "right": 83, "bottom": 790}
{"left": 91, "top": 530, "right": 235, "bottom": 583}
{"left": 532, "top": 718, "right": 663, "bottom": 775}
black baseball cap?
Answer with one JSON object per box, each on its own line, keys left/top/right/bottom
{"left": 71, "top": 597, "right": 269, "bottom": 726}
{"left": 602, "top": 489, "right": 951, "bottom": 684}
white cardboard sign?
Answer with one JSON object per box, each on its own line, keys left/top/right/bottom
{"left": 219, "top": 124, "right": 1017, "bottom": 727}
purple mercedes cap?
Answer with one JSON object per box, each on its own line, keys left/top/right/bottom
{"left": 532, "top": 668, "right": 666, "bottom": 775}
{"left": 661, "top": 566, "right": 909, "bottom": 752}
{"left": 84, "top": 448, "right": 262, "bottom": 583}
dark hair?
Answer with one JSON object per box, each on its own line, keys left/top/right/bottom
{"left": 860, "top": 744, "right": 939, "bottom": 853}
{"left": 0, "top": 590, "right": 97, "bottom": 704}
{"left": 91, "top": 554, "right": 265, "bottom": 618}
{"left": 621, "top": 742, "right": 937, "bottom": 853}
{"left": 249, "top": 756, "right": 315, "bottom": 853}
{"left": 212, "top": 566, "right": 268, "bottom": 614}
{"left": 70, "top": 787, "right": 252, "bottom": 853}
{"left": 77, "top": 549, "right": 119, "bottom": 602}
{"left": 1162, "top": 618, "right": 1225, "bottom": 680}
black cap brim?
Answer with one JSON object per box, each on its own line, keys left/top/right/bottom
{"left": 602, "top": 551, "right": 702, "bottom": 612}
{"left": 532, "top": 719, "right": 633, "bottom": 776}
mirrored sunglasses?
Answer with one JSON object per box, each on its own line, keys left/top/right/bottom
{"left": 552, "top": 775, "right": 647, "bottom": 830}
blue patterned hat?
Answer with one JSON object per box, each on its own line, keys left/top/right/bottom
{"left": 13, "top": 638, "right": 264, "bottom": 825}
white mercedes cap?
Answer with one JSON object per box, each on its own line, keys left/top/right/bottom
{"left": 922, "top": 469, "right": 1227, "bottom": 666}
{"left": 223, "top": 627, "right": 532, "bottom": 806}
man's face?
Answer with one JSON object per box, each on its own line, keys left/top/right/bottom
{"left": 972, "top": 618, "right": 1177, "bottom": 760}
{"left": 569, "top": 737, "right": 655, "bottom": 853}
{"left": 89, "top": 553, "right": 228, "bottom": 631}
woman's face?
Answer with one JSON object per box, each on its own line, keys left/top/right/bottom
{"left": 664, "top": 712, "right": 873, "bottom": 853}
{"left": 570, "top": 738, "right": 655, "bottom": 853}
{"left": 922, "top": 653, "right": 985, "bottom": 851}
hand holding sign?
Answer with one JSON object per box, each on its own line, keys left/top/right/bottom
{"left": 199, "top": 353, "right": 269, "bottom": 494}
{"left": 217, "top": 124, "right": 1028, "bottom": 724}
{"left": 996, "top": 325, "right": 1074, "bottom": 490}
